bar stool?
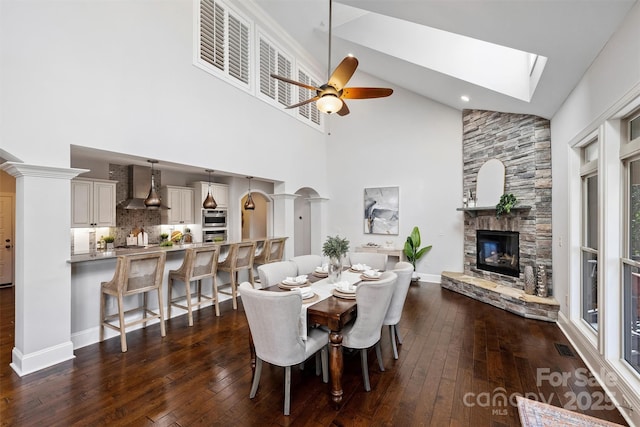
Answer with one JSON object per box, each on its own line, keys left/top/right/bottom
{"left": 217, "top": 241, "right": 256, "bottom": 309}
{"left": 100, "top": 252, "right": 167, "bottom": 352}
{"left": 168, "top": 246, "right": 220, "bottom": 326}
{"left": 265, "top": 237, "right": 287, "bottom": 263}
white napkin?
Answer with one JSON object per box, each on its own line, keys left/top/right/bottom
{"left": 315, "top": 264, "right": 329, "bottom": 273}
{"left": 293, "top": 287, "right": 314, "bottom": 299}
{"left": 335, "top": 280, "right": 355, "bottom": 293}
{"left": 363, "top": 269, "right": 381, "bottom": 279}
{"left": 351, "top": 263, "right": 370, "bottom": 271}
{"left": 285, "top": 275, "right": 307, "bottom": 284}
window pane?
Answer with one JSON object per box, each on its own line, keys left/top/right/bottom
{"left": 582, "top": 250, "right": 598, "bottom": 330}
{"left": 586, "top": 175, "right": 598, "bottom": 250}
{"left": 631, "top": 159, "right": 640, "bottom": 260}
{"left": 623, "top": 262, "right": 640, "bottom": 374}
{"left": 584, "top": 142, "right": 598, "bottom": 162}
{"left": 631, "top": 116, "right": 640, "bottom": 142}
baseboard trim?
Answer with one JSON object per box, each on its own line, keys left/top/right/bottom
{"left": 10, "top": 341, "right": 75, "bottom": 377}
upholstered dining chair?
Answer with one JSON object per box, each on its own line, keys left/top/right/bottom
{"left": 383, "top": 261, "right": 414, "bottom": 359}
{"left": 257, "top": 260, "right": 298, "bottom": 289}
{"left": 168, "top": 246, "right": 220, "bottom": 326}
{"left": 217, "top": 241, "right": 256, "bottom": 309}
{"left": 290, "top": 254, "right": 323, "bottom": 275}
{"left": 239, "top": 282, "right": 329, "bottom": 416}
{"left": 341, "top": 271, "right": 397, "bottom": 391}
{"left": 348, "top": 252, "right": 388, "bottom": 271}
{"left": 100, "top": 251, "right": 166, "bottom": 352}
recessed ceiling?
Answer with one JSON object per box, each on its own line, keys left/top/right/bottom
{"left": 252, "top": 0, "right": 637, "bottom": 118}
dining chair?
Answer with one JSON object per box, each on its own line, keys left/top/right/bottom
{"left": 341, "top": 271, "right": 397, "bottom": 391}
{"left": 168, "top": 246, "right": 220, "bottom": 326}
{"left": 239, "top": 282, "right": 329, "bottom": 416}
{"left": 382, "top": 261, "right": 414, "bottom": 359}
{"left": 290, "top": 254, "right": 323, "bottom": 275}
{"left": 257, "top": 260, "right": 298, "bottom": 289}
{"left": 217, "top": 241, "right": 256, "bottom": 309}
{"left": 100, "top": 252, "right": 166, "bottom": 352}
{"left": 348, "top": 252, "right": 388, "bottom": 271}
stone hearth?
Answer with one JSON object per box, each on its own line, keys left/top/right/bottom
{"left": 441, "top": 271, "right": 559, "bottom": 322}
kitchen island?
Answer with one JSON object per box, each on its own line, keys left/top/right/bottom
{"left": 69, "top": 238, "right": 280, "bottom": 349}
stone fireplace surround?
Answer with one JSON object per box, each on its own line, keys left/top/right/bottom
{"left": 440, "top": 109, "right": 559, "bottom": 322}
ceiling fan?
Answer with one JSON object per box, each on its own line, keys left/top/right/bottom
{"left": 269, "top": 0, "right": 393, "bottom": 116}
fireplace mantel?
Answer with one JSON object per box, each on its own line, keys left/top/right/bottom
{"left": 456, "top": 205, "right": 532, "bottom": 217}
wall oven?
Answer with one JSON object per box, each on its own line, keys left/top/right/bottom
{"left": 202, "top": 228, "right": 227, "bottom": 243}
{"left": 202, "top": 209, "right": 227, "bottom": 228}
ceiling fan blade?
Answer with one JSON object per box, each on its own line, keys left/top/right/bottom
{"left": 337, "top": 101, "right": 350, "bottom": 116}
{"left": 270, "top": 74, "right": 319, "bottom": 92}
{"left": 328, "top": 56, "right": 359, "bottom": 91}
{"left": 285, "top": 96, "right": 320, "bottom": 110}
{"left": 342, "top": 87, "right": 394, "bottom": 99}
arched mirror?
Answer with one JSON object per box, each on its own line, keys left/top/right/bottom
{"left": 475, "top": 159, "right": 505, "bottom": 207}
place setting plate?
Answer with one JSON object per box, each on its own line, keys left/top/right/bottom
{"left": 331, "top": 282, "right": 357, "bottom": 299}
{"left": 348, "top": 264, "right": 370, "bottom": 273}
{"left": 278, "top": 280, "right": 310, "bottom": 290}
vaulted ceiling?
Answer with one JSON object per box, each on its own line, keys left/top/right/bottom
{"left": 253, "top": 0, "right": 637, "bottom": 119}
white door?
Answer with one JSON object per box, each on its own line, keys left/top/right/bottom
{"left": 0, "top": 194, "right": 14, "bottom": 285}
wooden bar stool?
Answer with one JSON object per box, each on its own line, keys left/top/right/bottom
{"left": 100, "top": 252, "right": 167, "bottom": 352}
{"left": 266, "top": 237, "right": 287, "bottom": 263}
{"left": 217, "top": 241, "right": 256, "bottom": 309}
{"left": 168, "top": 246, "right": 220, "bottom": 326}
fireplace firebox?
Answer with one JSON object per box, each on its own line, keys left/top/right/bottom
{"left": 476, "top": 230, "right": 520, "bottom": 277}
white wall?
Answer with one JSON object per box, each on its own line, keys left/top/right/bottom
{"left": 325, "top": 73, "right": 464, "bottom": 279}
{"left": 0, "top": 0, "right": 328, "bottom": 195}
{"left": 551, "top": 3, "right": 640, "bottom": 425}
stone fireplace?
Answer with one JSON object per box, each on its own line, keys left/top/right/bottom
{"left": 441, "top": 109, "right": 559, "bottom": 321}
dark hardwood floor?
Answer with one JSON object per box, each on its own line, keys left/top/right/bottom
{"left": 0, "top": 283, "right": 629, "bottom": 426}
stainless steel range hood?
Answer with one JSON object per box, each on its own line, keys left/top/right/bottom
{"left": 118, "top": 165, "right": 170, "bottom": 210}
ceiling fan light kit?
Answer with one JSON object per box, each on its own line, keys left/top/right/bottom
{"left": 270, "top": 0, "right": 392, "bottom": 116}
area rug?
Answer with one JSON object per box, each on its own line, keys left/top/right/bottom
{"left": 517, "top": 396, "right": 624, "bottom": 427}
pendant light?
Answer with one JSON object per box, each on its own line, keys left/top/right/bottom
{"left": 144, "top": 160, "right": 161, "bottom": 208}
{"left": 244, "top": 176, "right": 255, "bottom": 210}
{"left": 202, "top": 169, "right": 217, "bottom": 209}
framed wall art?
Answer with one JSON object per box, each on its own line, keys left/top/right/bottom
{"left": 364, "top": 186, "right": 399, "bottom": 235}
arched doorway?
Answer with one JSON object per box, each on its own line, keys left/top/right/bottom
{"left": 294, "top": 187, "right": 320, "bottom": 256}
{"left": 241, "top": 191, "right": 270, "bottom": 240}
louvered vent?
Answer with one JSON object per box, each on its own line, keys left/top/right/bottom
{"left": 200, "top": 0, "right": 224, "bottom": 71}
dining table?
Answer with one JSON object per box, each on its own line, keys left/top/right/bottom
{"left": 253, "top": 268, "right": 369, "bottom": 408}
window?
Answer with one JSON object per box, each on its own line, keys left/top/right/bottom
{"left": 258, "top": 35, "right": 292, "bottom": 107}
{"left": 296, "top": 68, "right": 321, "bottom": 126}
{"left": 623, "top": 155, "right": 640, "bottom": 374}
{"left": 581, "top": 139, "right": 598, "bottom": 330}
{"left": 198, "top": 0, "right": 251, "bottom": 89}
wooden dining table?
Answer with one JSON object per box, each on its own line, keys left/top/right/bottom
{"left": 253, "top": 270, "right": 358, "bottom": 408}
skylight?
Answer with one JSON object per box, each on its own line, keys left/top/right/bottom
{"left": 330, "top": 4, "right": 547, "bottom": 102}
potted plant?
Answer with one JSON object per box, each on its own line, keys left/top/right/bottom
{"left": 103, "top": 235, "right": 115, "bottom": 250}
{"left": 495, "top": 193, "right": 517, "bottom": 219}
{"left": 322, "top": 235, "right": 349, "bottom": 283}
{"left": 403, "top": 226, "right": 432, "bottom": 282}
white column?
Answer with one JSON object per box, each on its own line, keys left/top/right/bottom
{"left": 308, "top": 197, "right": 329, "bottom": 256}
{"left": 1, "top": 162, "right": 87, "bottom": 376}
{"left": 270, "top": 193, "right": 298, "bottom": 260}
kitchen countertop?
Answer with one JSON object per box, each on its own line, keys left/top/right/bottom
{"left": 68, "top": 237, "right": 287, "bottom": 263}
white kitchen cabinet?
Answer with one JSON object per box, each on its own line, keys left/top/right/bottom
{"left": 161, "top": 186, "right": 195, "bottom": 225}
{"left": 192, "top": 181, "right": 229, "bottom": 210}
{"left": 71, "top": 178, "right": 117, "bottom": 228}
